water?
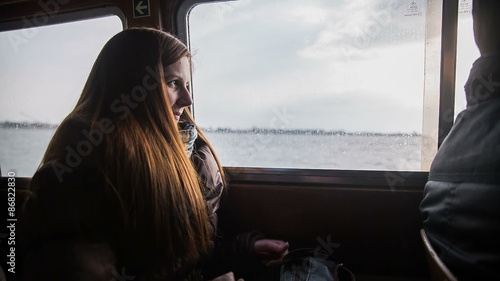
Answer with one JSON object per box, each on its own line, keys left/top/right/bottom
{"left": 1, "top": 128, "right": 56, "bottom": 177}
{"left": 208, "top": 131, "right": 421, "bottom": 170}
{"left": 0, "top": 128, "right": 422, "bottom": 177}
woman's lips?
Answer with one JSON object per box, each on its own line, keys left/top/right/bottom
{"left": 174, "top": 111, "right": 182, "bottom": 121}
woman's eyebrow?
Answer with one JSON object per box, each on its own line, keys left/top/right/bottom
{"left": 164, "top": 74, "right": 181, "bottom": 80}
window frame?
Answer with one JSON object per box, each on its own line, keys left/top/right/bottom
{"left": 177, "top": 0, "right": 461, "bottom": 184}
{"left": 0, "top": 1, "right": 462, "bottom": 188}
{"left": 0, "top": 6, "right": 126, "bottom": 33}
{"left": 438, "top": 0, "right": 459, "bottom": 146}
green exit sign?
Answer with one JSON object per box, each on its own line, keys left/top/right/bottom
{"left": 133, "top": 0, "right": 150, "bottom": 18}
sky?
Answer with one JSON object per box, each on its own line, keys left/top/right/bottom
{"left": 0, "top": 0, "right": 479, "bottom": 134}
{"left": 189, "top": 0, "right": 479, "bottom": 133}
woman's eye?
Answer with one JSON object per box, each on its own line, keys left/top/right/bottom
{"left": 167, "top": 80, "right": 178, "bottom": 88}
{"left": 166, "top": 80, "right": 189, "bottom": 91}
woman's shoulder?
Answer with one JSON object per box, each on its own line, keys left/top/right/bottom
{"left": 191, "top": 138, "right": 223, "bottom": 186}
{"left": 55, "top": 117, "right": 91, "bottom": 141}
{"left": 192, "top": 138, "right": 220, "bottom": 180}
{"left": 30, "top": 162, "right": 101, "bottom": 191}
{"left": 19, "top": 164, "right": 120, "bottom": 251}
{"left": 191, "top": 137, "right": 224, "bottom": 198}
{"left": 25, "top": 164, "right": 107, "bottom": 222}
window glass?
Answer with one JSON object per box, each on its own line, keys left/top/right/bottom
{"left": 455, "top": 0, "right": 480, "bottom": 118}
{"left": 0, "top": 15, "right": 123, "bottom": 177}
{"left": 189, "top": 0, "right": 428, "bottom": 170}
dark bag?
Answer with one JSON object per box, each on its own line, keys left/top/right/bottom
{"left": 280, "top": 248, "right": 355, "bottom": 281}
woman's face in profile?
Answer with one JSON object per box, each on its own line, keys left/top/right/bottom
{"left": 164, "top": 56, "right": 193, "bottom": 122}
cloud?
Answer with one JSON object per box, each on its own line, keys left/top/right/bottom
{"left": 296, "top": 0, "right": 426, "bottom": 61}
{"left": 286, "top": 5, "right": 328, "bottom": 25}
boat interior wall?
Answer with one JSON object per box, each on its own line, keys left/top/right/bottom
{"left": 218, "top": 171, "right": 429, "bottom": 280}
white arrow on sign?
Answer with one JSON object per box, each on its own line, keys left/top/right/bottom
{"left": 135, "top": 1, "right": 147, "bottom": 15}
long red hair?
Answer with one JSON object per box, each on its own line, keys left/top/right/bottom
{"left": 40, "top": 28, "right": 212, "bottom": 277}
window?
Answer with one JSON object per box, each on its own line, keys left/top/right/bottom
{"left": 188, "top": 0, "right": 429, "bottom": 171}
{"left": 0, "top": 14, "right": 123, "bottom": 177}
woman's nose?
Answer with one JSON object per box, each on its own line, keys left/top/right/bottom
{"left": 177, "top": 85, "right": 193, "bottom": 107}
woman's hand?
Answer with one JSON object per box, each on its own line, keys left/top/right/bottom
{"left": 254, "top": 239, "right": 289, "bottom": 266}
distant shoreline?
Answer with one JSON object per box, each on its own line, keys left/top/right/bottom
{"left": 0, "top": 122, "right": 421, "bottom": 136}
{"left": 202, "top": 128, "right": 421, "bottom": 137}
{"left": 0, "top": 121, "right": 57, "bottom": 129}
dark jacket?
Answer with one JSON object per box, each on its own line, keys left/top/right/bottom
{"left": 192, "top": 138, "right": 265, "bottom": 279}
{"left": 420, "top": 53, "right": 500, "bottom": 280}
{"left": 191, "top": 138, "right": 224, "bottom": 231}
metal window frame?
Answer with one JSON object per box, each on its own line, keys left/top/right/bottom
{"left": 0, "top": 5, "right": 127, "bottom": 32}
{"left": 421, "top": 0, "right": 459, "bottom": 170}
{"left": 438, "top": 0, "right": 459, "bottom": 146}
{"left": 176, "top": 0, "right": 459, "bottom": 187}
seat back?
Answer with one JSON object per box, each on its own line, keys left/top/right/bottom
{"left": 420, "top": 229, "right": 458, "bottom": 281}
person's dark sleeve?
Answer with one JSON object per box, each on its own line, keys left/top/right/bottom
{"left": 202, "top": 230, "right": 266, "bottom": 279}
